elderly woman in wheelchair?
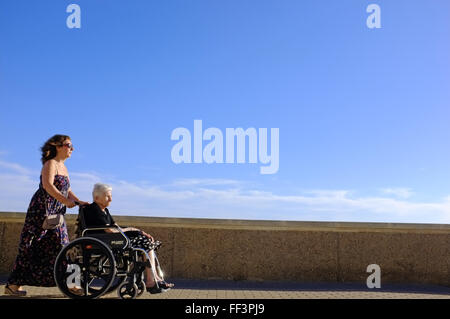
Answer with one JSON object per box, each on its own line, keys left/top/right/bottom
{"left": 53, "top": 183, "right": 174, "bottom": 299}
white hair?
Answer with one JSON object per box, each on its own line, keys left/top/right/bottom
{"left": 92, "top": 183, "right": 112, "bottom": 199}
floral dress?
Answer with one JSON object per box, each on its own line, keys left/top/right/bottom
{"left": 7, "top": 175, "right": 70, "bottom": 287}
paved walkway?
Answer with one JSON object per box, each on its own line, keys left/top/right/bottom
{"left": 1, "top": 278, "right": 449, "bottom": 299}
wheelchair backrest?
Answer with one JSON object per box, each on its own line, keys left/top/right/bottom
{"left": 76, "top": 205, "right": 129, "bottom": 250}
{"left": 74, "top": 205, "right": 88, "bottom": 238}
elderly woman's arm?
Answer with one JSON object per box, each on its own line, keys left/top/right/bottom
{"left": 112, "top": 223, "right": 154, "bottom": 241}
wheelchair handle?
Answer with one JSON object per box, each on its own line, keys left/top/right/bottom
{"left": 73, "top": 200, "right": 88, "bottom": 206}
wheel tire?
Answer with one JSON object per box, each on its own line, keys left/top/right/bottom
{"left": 136, "top": 279, "right": 146, "bottom": 297}
{"left": 104, "top": 276, "right": 127, "bottom": 295}
{"left": 54, "top": 237, "right": 116, "bottom": 299}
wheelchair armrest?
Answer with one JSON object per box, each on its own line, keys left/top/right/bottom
{"left": 81, "top": 225, "right": 126, "bottom": 237}
{"left": 81, "top": 225, "right": 131, "bottom": 250}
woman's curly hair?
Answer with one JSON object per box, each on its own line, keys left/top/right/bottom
{"left": 40, "top": 134, "right": 71, "bottom": 164}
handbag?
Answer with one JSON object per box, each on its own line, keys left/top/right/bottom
{"left": 42, "top": 213, "right": 64, "bottom": 230}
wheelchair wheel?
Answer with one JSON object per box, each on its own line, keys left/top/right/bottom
{"left": 99, "top": 254, "right": 129, "bottom": 294}
{"left": 104, "top": 276, "right": 127, "bottom": 294}
{"left": 136, "top": 280, "right": 146, "bottom": 297}
{"left": 54, "top": 237, "right": 116, "bottom": 299}
{"left": 88, "top": 256, "right": 127, "bottom": 295}
{"left": 135, "top": 272, "right": 146, "bottom": 297}
{"left": 117, "top": 280, "right": 138, "bottom": 299}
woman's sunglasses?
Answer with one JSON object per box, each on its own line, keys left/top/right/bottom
{"left": 61, "top": 143, "right": 74, "bottom": 149}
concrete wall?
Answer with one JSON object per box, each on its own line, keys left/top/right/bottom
{"left": 0, "top": 212, "right": 449, "bottom": 286}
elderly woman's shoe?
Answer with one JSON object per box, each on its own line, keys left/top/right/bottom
{"left": 4, "top": 285, "right": 27, "bottom": 296}
{"left": 157, "top": 281, "right": 174, "bottom": 290}
{"left": 146, "top": 285, "right": 163, "bottom": 294}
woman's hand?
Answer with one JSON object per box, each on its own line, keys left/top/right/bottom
{"left": 142, "top": 231, "right": 154, "bottom": 242}
{"left": 64, "top": 198, "right": 76, "bottom": 208}
{"left": 76, "top": 200, "right": 90, "bottom": 206}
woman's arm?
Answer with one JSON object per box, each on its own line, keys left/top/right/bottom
{"left": 68, "top": 189, "right": 79, "bottom": 201}
{"left": 68, "top": 189, "right": 89, "bottom": 205}
{"left": 42, "top": 160, "right": 75, "bottom": 208}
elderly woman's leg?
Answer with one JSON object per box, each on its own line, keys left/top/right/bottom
{"left": 144, "top": 250, "right": 161, "bottom": 286}
{"left": 144, "top": 250, "right": 174, "bottom": 293}
{"left": 144, "top": 251, "right": 164, "bottom": 294}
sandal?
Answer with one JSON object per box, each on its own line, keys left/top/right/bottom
{"left": 4, "top": 285, "right": 27, "bottom": 296}
{"left": 68, "top": 287, "right": 84, "bottom": 296}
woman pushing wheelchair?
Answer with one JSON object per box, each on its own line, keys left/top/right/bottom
{"left": 81, "top": 183, "right": 174, "bottom": 294}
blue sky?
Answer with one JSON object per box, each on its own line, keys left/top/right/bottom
{"left": 1, "top": 0, "right": 449, "bottom": 223}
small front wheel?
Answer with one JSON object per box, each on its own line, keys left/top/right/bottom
{"left": 117, "top": 281, "right": 138, "bottom": 299}
{"left": 136, "top": 279, "right": 146, "bottom": 297}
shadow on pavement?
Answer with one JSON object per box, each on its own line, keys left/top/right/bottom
{"left": 0, "top": 276, "right": 449, "bottom": 298}
{"left": 171, "top": 278, "right": 450, "bottom": 296}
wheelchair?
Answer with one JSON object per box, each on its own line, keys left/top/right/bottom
{"left": 53, "top": 204, "right": 165, "bottom": 299}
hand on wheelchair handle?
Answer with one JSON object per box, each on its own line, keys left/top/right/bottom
{"left": 65, "top": 199, "right": 76, "bottom": 208}
{"left": 73, "top": 200, "right": 89, "bottom": 206}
